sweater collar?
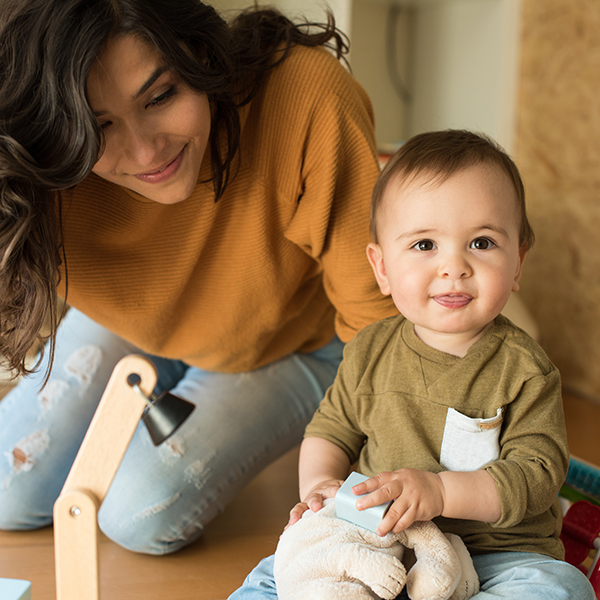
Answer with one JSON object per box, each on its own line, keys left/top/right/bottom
{"left": 401, "top": 315, "right": 506, "bottom": 364}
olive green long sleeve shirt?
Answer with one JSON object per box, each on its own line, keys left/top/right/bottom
{"left": 305, "top": 314, "right": 568, "bottom": 559}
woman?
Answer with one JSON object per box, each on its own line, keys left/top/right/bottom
{"left": 0, "top": 0, "right": 396, "bottom": 554}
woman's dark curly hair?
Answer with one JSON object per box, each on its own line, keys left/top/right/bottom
{"left": 0, "top": 0, "right": 348, "bottom": 382}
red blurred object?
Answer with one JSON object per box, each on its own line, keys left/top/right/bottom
{"left": 561, "top": 500, "right": 600, "bottom": 598}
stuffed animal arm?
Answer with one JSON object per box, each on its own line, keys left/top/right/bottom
{"left": 274, "top": 498, "right": 479, "bottom": 600}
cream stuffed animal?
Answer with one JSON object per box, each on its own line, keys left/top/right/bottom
{"left": 274, "top": 498, "right": 479, "bottom": 600}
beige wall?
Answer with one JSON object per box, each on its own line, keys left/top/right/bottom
{"left": 517, "top": 0, "right": 600, "bottom": 400}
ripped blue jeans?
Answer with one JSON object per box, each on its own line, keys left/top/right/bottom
{"left": 0, "top": 308, "right": 344, "bottom": 555}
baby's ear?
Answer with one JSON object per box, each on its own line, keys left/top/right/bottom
{"left": 366, "top": 243, "right": 391, "bottom": 296}
{"left": 511, "top": 244, "right": 528, "bottom": 292}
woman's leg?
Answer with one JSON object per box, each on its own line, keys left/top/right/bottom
{"left": 98, "top": 336, "right": 344, "bottom": 555}
{"left": 0, "top": 308, "right": 187, "bottom": 530}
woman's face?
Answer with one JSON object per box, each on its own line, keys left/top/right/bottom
{"left": 87, "top": 35, "right": 211, "bottom": 204}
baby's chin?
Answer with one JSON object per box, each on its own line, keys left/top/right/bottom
{"left": 412, "top": 321, "right": 496, "bottom": 356}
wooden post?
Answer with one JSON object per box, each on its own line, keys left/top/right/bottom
{"left": 53, "top": 355, "right": 157, "bottom": 600}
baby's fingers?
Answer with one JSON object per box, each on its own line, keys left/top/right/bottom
{"left": 354, "top": 476, "right": 402, "bottom": 511}
{"left": 353, "top": 471, "right": 400, "bottom": 493}
{"left": 376, "top": 499, "right": 417, "bottom": 536}
{"left": 304, "top": 490, "right": 330, "bottom": 513}
{"left": 285, "top": 501, "right": 310, "bottom": 530}
{"left": 351, "top": 471, "right": 392, "bottom": 496}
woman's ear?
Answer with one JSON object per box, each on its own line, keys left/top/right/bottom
{"left": 366, "top": 243, "right": 391, "bottom": 296}
{"left": 511, "top": 244, "right": 528, "bottom": 292}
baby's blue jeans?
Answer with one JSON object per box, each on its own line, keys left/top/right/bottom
{"left": 229, "top": 551, "right": 596, "bottom": 599}
{"left": 0, "top": 308, "right": 344, "bottom": 555}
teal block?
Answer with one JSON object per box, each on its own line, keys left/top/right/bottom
{"left": 0, "top": 578, "right": 32, "bottom": 600}
{"left": 336, "top": 471, "right": 392, "bottom": 532}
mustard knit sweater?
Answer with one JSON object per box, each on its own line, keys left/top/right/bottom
{"left": 57, "top": 45, "right": 397, "bottom": 372}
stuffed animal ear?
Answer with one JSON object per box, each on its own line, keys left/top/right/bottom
{"left": 275, "top": 498, "right": 408, "bottom": 600}
{"left": 401, "top": 521, "right": 461, "bottom": 600}
{"left": 445, "top": 534, "right": 479, "bottom": 600}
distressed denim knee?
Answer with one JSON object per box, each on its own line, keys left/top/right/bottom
{"left": 0, "top": 425, "right": 56, "bottom": 530}
{"left": 2, "top": 313, "right": 342, "bottom": 555}
{"left": 0, "top": 309, "right": 141, "bottom": 529}
{"left": 97, "top": 338, "right": 344, "bottom": 555}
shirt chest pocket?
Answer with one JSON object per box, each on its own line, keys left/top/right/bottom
{"left": 439, "top": 407, "right": 503, "bottom": 471}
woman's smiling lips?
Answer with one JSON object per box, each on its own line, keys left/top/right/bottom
{"left": 134, "top": 147, "right": 186, "bottom": 184}
{"left": 433, "top": 294, "right": 473, "bottom": 309}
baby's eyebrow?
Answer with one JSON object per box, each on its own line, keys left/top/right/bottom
{"left": 394, "top": 224, "right": 511, "bottom": 242}
{"left": 477, "top": 224, "right": 510, "bottom": 238}
{"left": 396, "top": 228, "right": 435, "bottom": 241}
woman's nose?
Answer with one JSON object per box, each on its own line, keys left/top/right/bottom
{"left": 121, "top": 123, "right": 165, "bottom": 168}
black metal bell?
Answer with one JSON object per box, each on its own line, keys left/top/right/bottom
{"left": 141, "top": 390, "right": 195, "bottom": 446}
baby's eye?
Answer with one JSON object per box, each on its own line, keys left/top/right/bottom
{"left": 412, "top": 239, "right": 435, "bottom": 251}
{"left": 470, "top": 237, "right": 495, "bottom": 250}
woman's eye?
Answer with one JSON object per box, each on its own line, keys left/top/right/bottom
{"left": 413, "top": 239, "right": 435, "bottom": 251}
{"left": 471, "top": 237, "right": 494, "bottom": 250}
{"left": 147, "top": 86, "right": 177, "bottom": 108}
{"left": 99, "top": 121, "right": 112, "bottom": 131}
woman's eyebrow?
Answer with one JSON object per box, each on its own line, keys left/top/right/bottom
{"left": 134, "top": 65, "right": 168, "bottom": 99}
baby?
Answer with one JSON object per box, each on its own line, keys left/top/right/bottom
{"left": 229, "top": 130, "right": 595, "bottom": 600}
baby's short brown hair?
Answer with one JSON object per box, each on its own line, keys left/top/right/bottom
{"left": 371, "top": 130, "right": 534, "bottom": 250}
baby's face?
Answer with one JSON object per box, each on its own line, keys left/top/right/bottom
{"left": 367, "top": 164, "right": 526, "bottom": 355}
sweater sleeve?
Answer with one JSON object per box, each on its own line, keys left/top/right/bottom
{"left": 485, "top": 366, "right": 569, "bottom": 528}
{"left": 282, "top": 50, "right": 398, "bottom": 342}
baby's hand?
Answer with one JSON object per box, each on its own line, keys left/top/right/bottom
{"left": 285, "top": 479, "right": 344, "bottom": 530}
{"left": 352, "top": 469, "right": 445, "bottom": 536}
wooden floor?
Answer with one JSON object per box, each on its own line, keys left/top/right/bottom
{"left": 1, "top": 391, "right": 599, "bottom": 600}
{"left": 0, "top": 446, "right": 300, "bottom": 600}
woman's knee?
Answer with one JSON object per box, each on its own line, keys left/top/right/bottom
{"left": 0, "top": 495, "right": 52, "bottom": 531}
{"left": 0, "top": 463, "right": 57, "bottom": 530}
{"left": 95, "top": 343, "right": 344, "bottom": 555}
{"left": 98, "top": 490, "right": 207, "bottom": 555}
{"left": 0, "top": 309, "right": 145, "bottom": 531}
{"left": 0, "top": 388, "right": 72, "bottom": 531}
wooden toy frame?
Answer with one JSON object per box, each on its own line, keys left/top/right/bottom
{"left": 53, "top": 355, "right": 157, "bottom": 600}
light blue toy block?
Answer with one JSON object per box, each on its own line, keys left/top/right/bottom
{"left": 0, "top": 578, "right": 32, "bottom": 600}
{"left": 335, "top": 471, "right": 393, "bottom": 533}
